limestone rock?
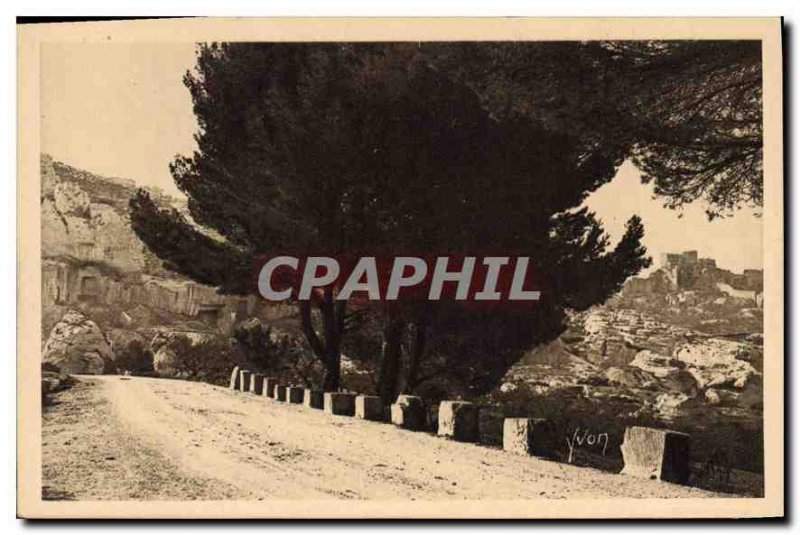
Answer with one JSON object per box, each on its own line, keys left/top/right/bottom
{"left": 604, "top": 366, "right": 658, "bottom": 389}
{"left": 53, "top": 181, "right": 91, "bottom": 217}
{"left": 42, "top": 310, "right": 114, "bottom": 374}
{"left": 704, "top": 388, "right": 723, "bottom": 406}
{"left": 41, "top": 154, "right": 59, "bottom": 198}
{"left": 652, "top": 392, "right": 691, "bottom": 421}
{"left": 704, "top": 386, "right": 756, "bottom": 408}
{"left": 661, "top": 369, "right": 699, "bottom": 397}
{"left": 672, "top": 339, "right": 759, "bottom": 389}
{"left": 620, "top": 426, "right": 690, "bottom": 484}
{"left": 437, "top": 401, "right": 479, "bottom": 442}
{"left": 629, "top": 350, "right": 681, "bottom": 378}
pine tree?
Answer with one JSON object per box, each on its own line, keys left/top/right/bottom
{"left": 131, "top": 43, "right": 651, "bottom": 397}
{"left": 423, "top": 40, "right": 762, "bottom": 219}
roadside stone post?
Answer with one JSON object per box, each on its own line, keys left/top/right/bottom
{"left": 263, "top": 377, "right": 278, "bottom": 398}
{"left": 288, "top": 386, "right": 304, "bottom": 404}
{"left": 620, "top": 426, "right": 691, "bottom": 484}
{"left": 274, "top": 384, "right": 288, "bottom": 402}
{"left": 390, "top": 394, "right": 426, "bottom": 431}
{"left": 324, "top": 392, "right": 356, "bottom": 416}
{"left": 304, "top": 389, "right": 324, "bottom": 409}
{"left": 229, "top": 366, "right": 240, "bottom": 390}
{"left": 238, "top": 370, "right": 251, "bottom": 393}
{"left": 503, "top": 418, "right": 554, "bottom": 457}
{"left": 355, "top": 395, "right": 383, "bottom": 421}
{"left": 250, "top": 373, "right": 265, "bottom": 395}
{"left": 438, "top": 401, "right": 479, "bottom": 442}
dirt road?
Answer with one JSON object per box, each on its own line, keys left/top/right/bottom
{"left": 42, "top": 375, "right": 723, "bottom": 501}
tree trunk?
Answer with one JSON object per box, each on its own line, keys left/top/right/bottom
{"left": 299, "top": 291, "right": 346, "bottom": 392}
{"left": 321, "top": 346, "right": 341, "bottom": 392}
{"left": 377, "top": 315, "right": 405, "bottom": 405}
{"left": 405, "top": 317, "right": 427, "bottom": 392}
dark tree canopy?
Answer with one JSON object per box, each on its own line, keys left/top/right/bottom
{"left": 130, "top": 42, "right": 651, "bottom": 396}
{"left": 423, "top": 40, "right": 763, "bottom": 219}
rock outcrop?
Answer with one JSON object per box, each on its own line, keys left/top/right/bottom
{"left": 498, "top": 280, "right": 763, "bottom": 430}
{"left": 39, "top": 155, "right": 286, "bottom": 347}
{"left": 42, "top": 310, "right": 115, "bottom": 374}
{"left": 41, "top": 155, "right": 150, "bottom": 273}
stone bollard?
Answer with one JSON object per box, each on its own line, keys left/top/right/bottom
{"left": 263, "top": 377, "right": 278, "bottom": 398}
{"left": 250, "top": 373, "right": 265, "bottom": 395}
{"left": 503, "top": 418, "right": 554, "bottom": 457}
{"left": 391, "top": 395, "right": 426, "bottom": 431}
{"left": 438, "top": 401, "right": 479, "bottom": 442}
{"left": 288, "top": 386, "right": 304, "bottom": 404}
{"left": 239, "top": 370, "right": 251, "bottom": 393}
{"left": 620, "top": 426, "right": 691, "bottom": 484}
{"left": 355, "top": 395, "right": 383, "bottom": 421}
{"left": 304, "top": 389, "right": 324, "bottom": 409}
{"left": 229, "top": 366, "right": 240, "bottom": 389}
{"left": 324, "top": 392, "right": 356, "bottom": 416}
{"left": 478, "top": 405, "right": 506, "bottom": 447}
{"left": 274, "top": 384, "right": 288, "bottom": 402}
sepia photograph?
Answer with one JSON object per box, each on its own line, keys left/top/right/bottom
{"left": 16, "top": 17, "right": 784, "bottom": 519}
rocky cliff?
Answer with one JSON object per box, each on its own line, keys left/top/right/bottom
{"left": 39, "top": 155, "right": 269, "bottom": 373}
{"left": 496, "top": 255, "right": 764, "bottom": 480}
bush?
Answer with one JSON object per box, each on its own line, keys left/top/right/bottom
{"left": 114, "top": 338, "right": 154, "bottom": 376}
{"left": 168, "top": 334, "right": 235, "bottom": 385}
{"left": 232, "top": 319, "right": 320, "bottom": 387}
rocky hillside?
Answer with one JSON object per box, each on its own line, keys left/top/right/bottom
{"left": 495, "top": 257, "right": 764, "bottom": 487}
{"left": 39, "top": 155, "right": 275, "bottom": 375}
{"left": 41, "top": 154, "right": 178, "bottom": 274}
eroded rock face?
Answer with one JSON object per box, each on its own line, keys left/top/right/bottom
{"left": 42, "top": 310, "right": 115, "bottom": 374}
{"left": 53, "top": 182, "right": 91, "bottom": 217}
{"left": 605, "top": 366, "right": 658, "bottom": 389}
{"left": 652, "top": 392, "right": 692, "bottom": 421}
{"left": 498, "top": 300, "right": 763, "bottom": 429}
{"left": 41, "top": 155, "right": 153, "bottom": 275}
{"left": 672, "top": 339, "right": 759, "bottom": 389}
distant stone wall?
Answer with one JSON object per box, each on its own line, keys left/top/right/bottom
{"left": 625, "top": 250, "right": 763, "bottom": 297}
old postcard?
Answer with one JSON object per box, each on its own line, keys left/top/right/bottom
{"left": 17, "top": 18, "right": 783, "bottom": 519}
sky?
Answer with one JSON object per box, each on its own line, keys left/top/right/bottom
{"left": 40, "top": 43, "right": 763, "bottom": 275}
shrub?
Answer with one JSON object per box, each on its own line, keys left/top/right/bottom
{"left": 232, "top": 319, "right": 320, "bottom": 386}
{"left": 168, "top": 334, "right": 235, "bottom": 385}
{"left": 114, "top": 338, "right": 154, "bottom": 376}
